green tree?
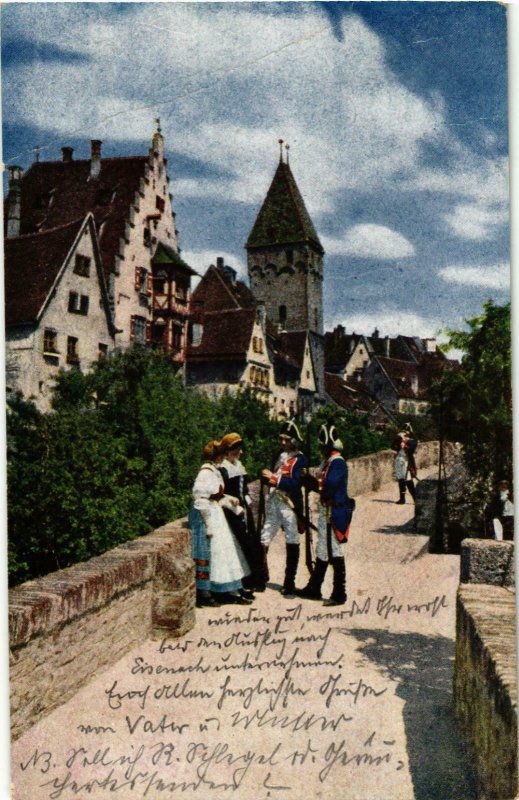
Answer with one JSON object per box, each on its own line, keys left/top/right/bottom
{"left": 433, "top": 300, "right": 512, "bottom": 486}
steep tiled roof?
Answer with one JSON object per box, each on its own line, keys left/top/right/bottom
{"left": 325, "top": 372, "right": 387, "bottom": 418}
{"left": 375, "top": 353, "right": 451, "bottom": 401}
{"left": 375, "top": 357, "right": 419, "bottom": 399}
{"left": 186, "top": 308, "right": 256, "bottom": 361}
{"left": 324, "top": 331, "right": 360, "bottom": 370}
{"left": 277, "top": 331, "right": 307, "bottom": 369}
{"left": 246, "top": 161, "right": 323, "bottom": 252}
{"left": 5, "top": 217, "right": 85, "bottom": 326}
{"left": 191, "top": 265, "right": 256, "bottom": 313}
{"left": 11, "top": 156, "right": 148, "bottom": 279}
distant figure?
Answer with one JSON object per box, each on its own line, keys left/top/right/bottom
{"left": 189, "top": 440, "right": 252, "bottom": 607}
{"left": 485, "top": 480, "right": 514, "bottom": 541}
{"left": 296, "top": 423, "right": 353, "bottom": 606}
{"left": 260, "top": 420, "right": 308, "bottom": 597}
{"left": 219, "top": 432, "right": 266, "bottom": 592}
{"left": 392, "top": 423, "right": 417, "bottom": 504}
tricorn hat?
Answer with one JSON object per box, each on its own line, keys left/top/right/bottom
{"left": 318, "top": 423, "right": 343, "bottom": 451}
{"left": 280, "top": 419, "right": 303, "bottom": 442}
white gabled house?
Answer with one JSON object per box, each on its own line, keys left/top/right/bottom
{"left": 5, "top": 213, "right": 115, "bottom": 409}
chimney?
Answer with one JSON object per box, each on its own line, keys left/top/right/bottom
{"left": 372, "top": 327, "right": 379, "bottom": 338}
{"left": 6, "top": 166, "right": 23, "bottom": 238}
{"left": 61, "top": 146, "right": 74, "bottom": 162}
{"left": 216, "top": 256, "right": 224, "bottom": 269}
{"left": 90, "top": 140, "right": 102, "bottom": 180}
{"left": 424, "top": 337, "right": 437, "bottom": 352}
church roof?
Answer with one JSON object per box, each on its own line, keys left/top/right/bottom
{"left": 246, "top": 161, "right": 323, "bottom": 253}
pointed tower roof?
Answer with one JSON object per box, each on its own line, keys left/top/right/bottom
{"left": 246, "top": 161, "right": 323, "bottom": 253}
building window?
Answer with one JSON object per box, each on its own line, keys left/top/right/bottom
{"left": 68, "top": 292, "right": 89, "bottom": 315}
{"left": 306, "top": 370, "right": 310, "bottom": 379}
{"left": 156, "top": 195, "right": 165, "bottom": 213}
{"left": 285, "top": 249, "right": 294, "bottom": 264}
{"left": 74, "top": 254, "right": 91, "bottom": 277}
{"left": 43, "top": 329, "right": 58, "bottom": 354}
{"left": 67, "top": 336, "right": 79, "bottom": 364}
{"left": 172, "top": 324, "right": 182, "bottom": 351}
{"left": 130, "top": 315, "right": 147, "bottom": 344}
{"left": 314, "top": 308, "right": 319, "bottom": 328}
{"left": 154, "top": 277, "right": 166, "bottom": 295}
{"left": 252, "top": 336, "right": 258, "bottom": 353}
{"left": 175, "top": 283, "right": 187, "bottom": 302}
{"left": 279, "top": 305, "right": 287, "bottom": 325}
{"left": 98, "top": 343, "right": 108, "bottom": 361}
{"left": 190, "top": 323, "right": 203, "bottom": 347}
{"left": 249, "top": 366, "right": 255, "bottom": 384}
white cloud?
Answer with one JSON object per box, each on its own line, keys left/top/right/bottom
{"left": 181, "top": 249, "right": 247, "bottom": 281}
{"left": 443, "top": 202, "right": 508, "bottom": 241}
{"left": 322, "top": 224, "right": 415, "bottom": 259}
{"left": 438, "top": 263, "right": 510, "bottom": 290}
{"left": 330, "top": 309, "right": 442, "bottom": 339}
{"left": 3, "top": 5, "right": 449, "bottom": 216}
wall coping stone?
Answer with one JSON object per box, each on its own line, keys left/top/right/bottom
{"left": 460, "top": 538, "right": 515, "bottom": 587}
{"left": 9, "top": 525, "right": 191, "bottom": 649}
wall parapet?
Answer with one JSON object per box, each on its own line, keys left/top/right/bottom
{"left": 455, "top": 538, "right": 517, "bottom": 799}
{"left": 9, "top": 442, "right": 440, "bottom": 740}
{"left": 9, "top": 519, "right": 194, "bottom": 740}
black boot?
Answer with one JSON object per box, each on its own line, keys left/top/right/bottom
{"left": 323, "top": 557, "right": 346, "bottom": 606}
{"left": 282, "top": 543, "right": 300, "bottom": 597}
{"left": 258, "top": 544, "right": 269, "bottom": 588}
{"left": 296, "top": 558, "right": 328, "bottom": 600}
{"left": 396, "top": 479, "right": 406, "bottom": 504}
{"left": 406, "top": 480, "right": 416, "bottom": 501}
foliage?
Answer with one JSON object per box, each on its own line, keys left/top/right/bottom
{"left": 7, "top": 348, "right": 391, "bottom": 586}
{"left": 7, "top": 350, "right": 278, "bottom": 585}
{"left": 301, "top": 405, "right": 391, "bottom": 465}
{"left": 430, "top": 300, "right": 512, "bottom": 490}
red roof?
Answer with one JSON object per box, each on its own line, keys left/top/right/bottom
{"left": 10, "top": 156, "right": 148, "bottom": 279}
{"left": 191, "top": 264, "right": 256, "bottom": 313}
{"left": 4, "top": 217, "right": 85, "bottom": 326}
{"left": 186, "top": 308, "right": 256, "bottom": 361}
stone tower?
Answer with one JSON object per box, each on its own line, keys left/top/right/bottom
{"left": 246, "top": 146, "right": 324, "bottom": 335}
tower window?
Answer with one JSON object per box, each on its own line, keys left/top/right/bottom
{"left": 279, "top": 305, "right": 287, "bottom": 325}
{"left": 314, "top": 307, "right": 319, "bottom": 328}
{"left": 285, "top": 249, "right": 293, "bottom": 264}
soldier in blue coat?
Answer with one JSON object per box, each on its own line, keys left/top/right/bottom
{"left": 260, "top": 420, "right": 308, "bottom": 597}
{"left": 297, "top": 424, "right": 353, "bottom": 606}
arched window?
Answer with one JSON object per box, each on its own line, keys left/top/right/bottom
{"left": 279, "top": 305, "right": 287, "bottom": 325}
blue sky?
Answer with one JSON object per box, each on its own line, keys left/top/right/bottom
{"left": 1, "top": 2, "right": 510, "bottom": 340}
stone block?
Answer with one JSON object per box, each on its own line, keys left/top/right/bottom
{"left": 460, "top": 539, "right": 515, "bottom": 588}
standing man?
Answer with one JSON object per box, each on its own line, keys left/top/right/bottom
{"left": 297, "top": 424, "right": 352, "bottom": 606}
{"left": 260, "top": 420, "right": 308, "bottom": 597}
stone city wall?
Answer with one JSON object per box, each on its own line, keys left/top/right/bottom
{"left": 9, "top": 520, "right": 194, "bottom": 741}
{"left": 454, "top": 539, "right": 517, "bottom": 800}
{"left": 9, "top": 442, "right": 439, "bottom": 740}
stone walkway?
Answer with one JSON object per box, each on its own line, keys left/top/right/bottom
{"left": 11, "top": 479, "right": 477, "bottom": 800}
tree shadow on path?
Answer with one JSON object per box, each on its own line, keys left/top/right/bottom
{"left": 349, "top": 627, "right": 477, "bottom": 800}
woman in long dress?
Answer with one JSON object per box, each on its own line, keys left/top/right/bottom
{"left": 219, "top": 432, "right": 266, "bottom": 591}
{"left": 189, "top": 440, "right": 252, "bottom": 607}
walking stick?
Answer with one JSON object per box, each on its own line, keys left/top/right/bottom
{"left": 304, "top": 424, "right": 314, "bottom": 573}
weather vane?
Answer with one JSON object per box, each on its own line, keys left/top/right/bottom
{"left": 278, "top": 138, "right": 284, "bottom": 163}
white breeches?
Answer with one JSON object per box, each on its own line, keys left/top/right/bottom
{"left": 315, "top": 504, "right": 343, "bottom": 560}
{"left": 260, "top": 491, "right": 300, "bottom": 545}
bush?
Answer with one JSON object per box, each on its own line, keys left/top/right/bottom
{"left": 7, "top": 349, "right": 390, "bottom": 585}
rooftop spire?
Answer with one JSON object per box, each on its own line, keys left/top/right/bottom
{"left": 278, "top": 138, "right": 284, "bottom": 163}
{"left": 285, "top": 142, "right": 290, "bottom": 166}
{"left": 155, "top": 117, "right": 162, "bottom": 134}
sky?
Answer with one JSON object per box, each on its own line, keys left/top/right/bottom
{"left": 1, "top": 2, "right": 510, "bottom": 341}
